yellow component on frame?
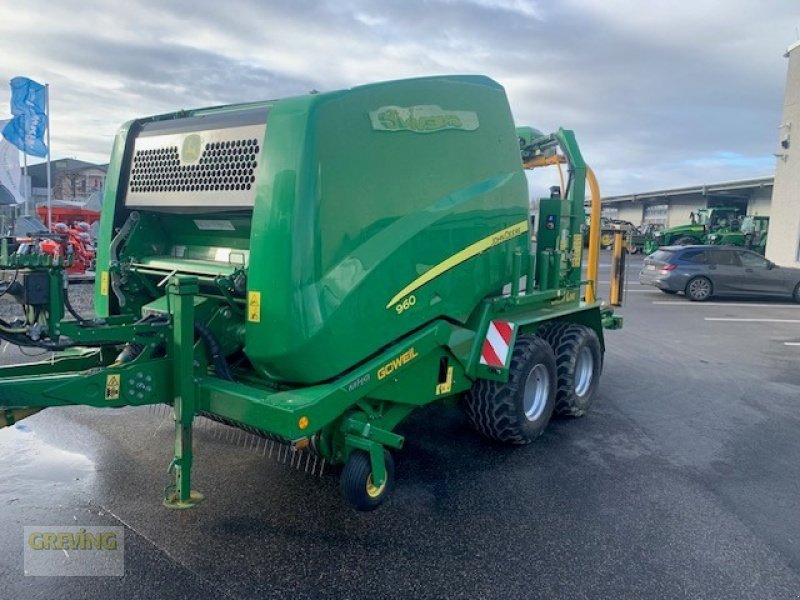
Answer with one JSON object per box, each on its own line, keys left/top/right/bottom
{"left": 100, "top": 271, "right": 109, "bottom": 296}
{"left": 522, "top": 154, "right": 567, "bottom": 195}
{"left": 435, "top": 366, "right": 454, "bottom": 396}
{"left": 523, "top": 155, "right": 566, "bottom": 169}
{"left": 366, "top": 475, "right": 386, "bottom": 498}
{"left": 585, "top": 166, "right": 602, "bottom": 303}
{"left": 610, "top": 229, "right": 624, "bottom": 306}
{"left": 386, "top": 220, "right": 529, "bottom": 308}
{"left": 247, "top": 291, "right": 261, "bottom": 322}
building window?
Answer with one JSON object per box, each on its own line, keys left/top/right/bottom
{"left": 644, "top": 204, "right": 668, "bottom": 226}
{"left": 601, "top": 207, "right": 619, "bottom": 219}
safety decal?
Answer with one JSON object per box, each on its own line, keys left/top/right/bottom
{"left": 247, "top": 291, "right": 261, "bottom": 323}
{"left": 105, "top": 374, "right": 121, "bottom": 400}
{"left": 479, "top": 320, "right": 515, "bottom": 368}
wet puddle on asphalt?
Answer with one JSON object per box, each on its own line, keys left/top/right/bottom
{"left": 0, "top": 422, "right": 96, "bottom": 503}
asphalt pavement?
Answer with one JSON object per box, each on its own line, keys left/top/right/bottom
{"left": 2, "top": 251, "right": 800, "bottom": 599}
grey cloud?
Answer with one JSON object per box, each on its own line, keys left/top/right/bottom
{"left": 25, "top": 33, "right": 315, "bottom": 106}
{"left": 0, "top": 0, "right": 797, "bottom": 192}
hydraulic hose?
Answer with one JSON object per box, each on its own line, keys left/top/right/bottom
{"left": 556, "top": 160, "right": 566, "bottom": 198}
{"left": 109, "top": 212, "right": 139, "bottom": 263}
{"left": 0, "top": 269, "right": 18, "bottom": 301}
{"left": 108, "top": 212, "right": 140, "bottom": 309}
{"left": 193, "top": 322, "right": 234, "bottom": 381}
{"left": 64, "top": 279, "right": 91, "bottom": 325}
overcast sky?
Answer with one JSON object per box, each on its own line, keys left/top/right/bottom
{"left": 0, "top": 0, "right": 797, "bottom": 196}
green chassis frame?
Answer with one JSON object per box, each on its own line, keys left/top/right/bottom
{"left": 0, "top": 130, "right": 622, "bottom": 508}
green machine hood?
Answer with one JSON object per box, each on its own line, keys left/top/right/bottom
{"left": 94, "top": 75, "right": 530, "bottom": 384}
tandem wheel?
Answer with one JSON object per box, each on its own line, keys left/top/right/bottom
{"left": 538, "top": 323, "right": 603, "bottom": 417}
{"left": 340, "top": 450, "right": 395, "bottom": 511}
{"left": 463, "top": 334, "right": 557, "bottom": 444}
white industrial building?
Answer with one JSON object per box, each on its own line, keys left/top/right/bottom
{"left": 765, "top": 41, "right": 800, "bottom": 265}
{"left": 602, "top": 176, "right": 773, "bottom": 227}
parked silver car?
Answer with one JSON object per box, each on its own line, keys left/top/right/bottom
{"left": 639, "top": 245, "right": 800, "bottom": 301}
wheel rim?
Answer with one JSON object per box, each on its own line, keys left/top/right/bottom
{"left": 689, "top": 278, "right": 711, "bottom": 299}
{"left": 523, "top": 363, "right": 551, "bottom": 421}
{"left": 574, "top": 346, "right": 594, "bottom": 397}
{"left": 366, "top": 475, "right": 385, "bottom": 499}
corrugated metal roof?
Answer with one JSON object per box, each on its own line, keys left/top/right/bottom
{"left": 602, "top": 176, "right": 774, "bottom": 204}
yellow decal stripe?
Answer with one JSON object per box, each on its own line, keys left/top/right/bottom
{"left": 386, "top": 220, "right": 529, "bottom": 308}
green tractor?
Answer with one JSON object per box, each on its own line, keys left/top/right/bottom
{"left": 594, "top": 218, "right": 659, "bottom": 254}
{"left": 583, "top": 215, "right": 637, "bottom": 251}
{"left": 629, "top": 223, "right": 664, "bottom": 254}
{"left": 643, "top": 206, "right": 742, "bottom": 254}
{"left": 599, "top": 217, "right": 635, "bottom": 249}
{"left": 0, "top": 75, "right": 621, "bottom": 511}
{"left": 707, "top": 215, "right": 769, "bottom": 255}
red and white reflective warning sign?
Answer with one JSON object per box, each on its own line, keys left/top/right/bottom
{"left": 479, "top": 320, "right": 515, "bottom": 368}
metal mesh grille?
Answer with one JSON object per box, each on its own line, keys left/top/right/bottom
{"left": 129, "top": 139, "right": 260, "bottom": 194}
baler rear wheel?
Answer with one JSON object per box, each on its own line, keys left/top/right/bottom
{"left": 463, "top": 334, "right": 556, "bottom": 444}
{"left": 537, "top": 323, "right": 603, "bottom": 417}
{"left": 340, "top": 450, "right": 394, "bottom": 511}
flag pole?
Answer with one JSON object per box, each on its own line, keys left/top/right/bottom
{"left": 22, "top": 141, "right": 27, "bottom": 217}
{"left": 45, "top": 83, "right": 51, "bottom": 230}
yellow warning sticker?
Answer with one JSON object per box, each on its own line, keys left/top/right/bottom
{"left": 572, "top": 234, "right": 583, "bottom": 267}
{"left": 105, "top": 374, "right": 121, "bottom": 400}
{"left": 247, "top": 291, "right": 261, "bottom": 323}
{"left": 100, "top": 271, "right": 109, "bottom": 296}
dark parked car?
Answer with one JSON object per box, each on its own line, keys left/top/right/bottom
{"left": 639, "top": 245, "right": 800, "bottom": 301}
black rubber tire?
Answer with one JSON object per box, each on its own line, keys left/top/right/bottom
{"left": 660, "top": 289, "right": 679, "bottom": 295}
{"left": 793, "top": 283, "right": 800, "bottom": 303}
{"left": 537, "top": 323, "right": 603, "bottom": 417}
{"left": 674, "top": 236, "right": 699, "bottom": 245}
{"left": 340, "top": 450, "right": 394, "bottom": 511}
{"left": 462, "top": 334, "right": 556, "bottom": 444}
{"left": 686, "top": 276, "right": 713, "bottom": 301}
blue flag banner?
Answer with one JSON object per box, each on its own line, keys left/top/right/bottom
{"left": 1, "top": 77, "right": 48, "bottom": 157}
{"left": 9, "top": 77, "right": 45, "bottom": 116}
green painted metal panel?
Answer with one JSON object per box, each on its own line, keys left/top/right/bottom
{"left": 93, "top": 75, "right": 530, "bottom": 384}
{"left": 244, "top": 75, "right": 528, "bottom": 383}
